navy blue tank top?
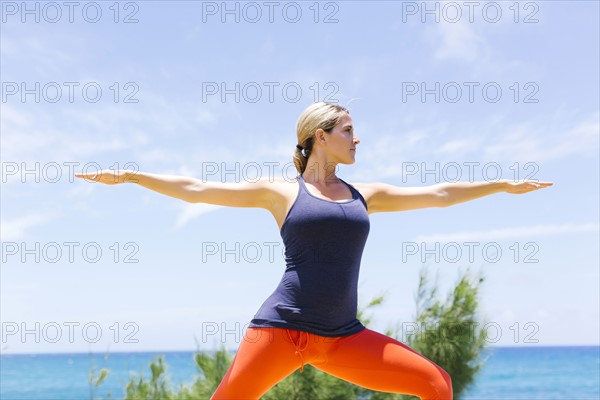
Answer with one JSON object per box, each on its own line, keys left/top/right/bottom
{"left": 248, "top": 174, "right": 370, "bottom": 337}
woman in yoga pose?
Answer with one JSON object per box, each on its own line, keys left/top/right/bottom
{"left": 75, "top": 102, "right": 552, "bottom": 399}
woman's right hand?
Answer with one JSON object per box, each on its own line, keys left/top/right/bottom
{"left": 74, "top": 169, "right": 139, "bottom": 185}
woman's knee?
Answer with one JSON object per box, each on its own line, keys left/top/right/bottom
{"left": 432, "top": 367, "right": 453, "bottom": 400}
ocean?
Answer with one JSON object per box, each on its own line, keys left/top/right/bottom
{"left": 1, "top": 346, "right": 598, "bottom": 399}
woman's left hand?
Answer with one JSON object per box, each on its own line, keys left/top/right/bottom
{"left": 505, "top": 180, "right": 553, "bottom": 194}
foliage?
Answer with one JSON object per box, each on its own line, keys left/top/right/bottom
{"left": 88, "top": 350, "right": 112, "bottom": 400}
{"left": 124, "top": 356, "right": 175, "bottom": 400}
{"left": 406, "top": 268, "right": 488, "bottom": 397}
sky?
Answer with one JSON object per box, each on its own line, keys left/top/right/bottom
{"left": 1, "top": 1, "right": 598, "bottom": 354}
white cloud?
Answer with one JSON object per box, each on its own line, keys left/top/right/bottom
{"left": 433, "top": 19, "right": 490, "bottom": 63}
{"left": 1, "top": 33, "right": 78, "bottom": 77}
{"left": 380, "top": 111, "right": 599, "bottom": 166}
{"left": 170, "top": 202, "right": 224, "bottom": 230}
{"left": 0, "top": 213, "right": 60, "bottom": 240}
{"left": 195, "top": 108, "right": 218, "bottom": 126}
{"left": 0, "top": 104, "right": 148, "bottom": 163}
{"left": 0, "top": 93, "right": 221, "bottom": 175}
{"left": 436, "top": 138, "right": 482, "bottom": 156}
{"left": 483, "top": 112, "right": 600, "bottom": 163}
{"left": 415, "top": 222, "right": 599, "bottom": 243}
{"left": 65, "top": 181, "right": 96, "bottom": 198}
{"left": 0, "top": 104, "right": 30, "bottom": 128}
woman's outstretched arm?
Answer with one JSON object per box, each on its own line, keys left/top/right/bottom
{"left": 354, "top": 179, "right": 553, "bottom": 213}
{"left": 435, "top": 179, "right": 553, "bottom": 206}
{"left": 74, "top": 169, "right": 276, "bottom": 209}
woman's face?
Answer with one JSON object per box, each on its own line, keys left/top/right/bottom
{"left": 323, "top": 113, "right": 360, "bottom": 164}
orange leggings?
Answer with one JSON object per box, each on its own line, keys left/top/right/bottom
{"left": 211, "top": 327, "right": 453, "bottom": 400}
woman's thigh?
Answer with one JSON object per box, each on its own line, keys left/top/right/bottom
{"left": 315, "top": 328, "right": 453, "bottom": 400}
{"left": 210, "top": 327, "right": 301, "bottom": 400}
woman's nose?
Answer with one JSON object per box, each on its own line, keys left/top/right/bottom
{"left": 353, "top": 136, "right": 360, "bottom": 145}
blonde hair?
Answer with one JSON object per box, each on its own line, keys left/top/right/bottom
{"left": 293, "top": 102, "right": 349, "bottom": 174}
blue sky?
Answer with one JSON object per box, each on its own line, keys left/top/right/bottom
{"left": 1, "top": 1, "right": 598, "bottom": 354}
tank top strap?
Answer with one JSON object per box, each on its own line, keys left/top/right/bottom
{"left": 296, "top": 174, "right": 308, "bottom": 193}
{"left": 338, "top": 177, "right": 357, "bottom": 197}
{"left": 339, "top": 177, "right": 368, "bottom": 210}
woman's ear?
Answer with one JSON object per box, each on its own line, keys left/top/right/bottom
{"left": 314, "top": 128, "right": 327, "bottom": 145}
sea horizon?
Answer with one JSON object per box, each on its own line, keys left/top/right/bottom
{"left": 2, "top": 343, "right": 599, "bottom": 356}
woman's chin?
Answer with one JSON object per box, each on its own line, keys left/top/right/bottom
{"left": 335, "top": 154, "right": 357, "bottom": 165}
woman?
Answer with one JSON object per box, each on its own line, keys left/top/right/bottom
{"left": 75, "top": 102, "right": 552, "bottom": 399}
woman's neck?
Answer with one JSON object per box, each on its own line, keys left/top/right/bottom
{"left": 302, "top": 157, "right": 340, "bottom": 186}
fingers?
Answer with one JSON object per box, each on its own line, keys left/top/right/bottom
{"left": 507, "top": 180, "right": 553, "bottom": 194}
{"left": 74, "top": 172, "right": 103, "bottom": 182}
{"left": 515, "top": 181, "right": 553, "bottom": 194}
{"left": 74, "top": 172, "right": 98, "bottom": 181}
{"left": 530, "top": 181, "right": 553, "bottom": 186}
{"left": 74, "top": 170, "right": 117, "bottom": 184}
{"left": 529, "top": 181, "right": 553, "bottom": 189}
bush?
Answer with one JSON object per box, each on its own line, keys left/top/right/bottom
{"left": 406, "top": 267, "right": 488, "bottom": 397}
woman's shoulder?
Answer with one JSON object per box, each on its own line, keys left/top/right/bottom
{"left": 253, "top": 176, "right": 299, "bottom": 197}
